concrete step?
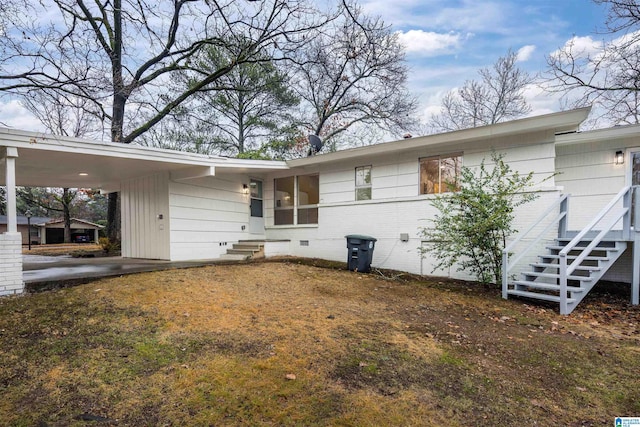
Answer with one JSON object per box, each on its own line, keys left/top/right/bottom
{"left": 219, "top": 253, "right": 250, "bottom": 261}
{"left": 233, "top": 242, "right": 264, "bottom": 250}
{"left": 227, "top": 248, "right": 258, "bottom": 255}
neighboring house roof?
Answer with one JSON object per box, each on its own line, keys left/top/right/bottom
{"left": 0, "top": 215, "right": 51, "bottom": 225}
{"left": 44, "top": 218, "right": 104, "bottom": 229}
{"left": 0, "top": 215, "right": 103, "bottom": 228}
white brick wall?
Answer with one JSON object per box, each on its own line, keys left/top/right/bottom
{"left": 0, "top": 233, "right": 23, "bottom": 296}
{"left": 264, "top": 137, "right": 561, "bottom": 280}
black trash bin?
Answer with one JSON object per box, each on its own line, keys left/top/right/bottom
{"left": 345, "top": 234, "right": 377, "bottom": 273}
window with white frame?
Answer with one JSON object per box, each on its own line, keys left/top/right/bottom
{"left": 419, "top": 153, "right": 462, "bottom": 194}
{"left": 274, "top": 174, "right": 319, "bottom": 225}
{"left": 355, "top": 166, "right": 372, "bottom": 201}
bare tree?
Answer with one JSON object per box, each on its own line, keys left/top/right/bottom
{"left": 0, "top": 0, "right": 330, "bottom": 241}
{"left": 18, "top": 90, "right": 101, "bottom": 242}
{"left": 545, "top": 0, "right": 640, "bottom": 125}
{"left": 293, "top": 2, "right": 418, "bottom": 151}
{"left": 21, "top": 90, "right": 102, "bottom": 139}
{"left": 430, "top": 50, "right": 532, "bottom": 132}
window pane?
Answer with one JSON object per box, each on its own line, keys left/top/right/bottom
{"left": 440, "top": 155, "right": 461, "bottom": 193}
{"left": 356, "top": 187, "right": 371, "bottom": 201}
{"left": 297, "top": 207, "right": 318, "bottom": 224}
{"left": 420, "top": 157, "right": 439, "bottom": 194}
{"left": 250, "top": 179, "right": 262, "bottom": 199}
{"left": 298, "top": 175, "right": 319, "bottom": 206}
{"left": 275, "top": 177, "right": 294, "bottom": 208}
{"left": 274, "top": 209, "right": 293, "bottom": 225}
{"left": 250, "top": 199, "right": 263, "bottom": 218}
{"left": 355, "top": 166, "right": 371, "bottom": 186}
{"left": 420, "top": 154, "right": 462, "bottom": 194}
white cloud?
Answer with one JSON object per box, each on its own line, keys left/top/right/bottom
{"left": 397, "top": 30, "right": 466, "bottom": 56}
{"left": 516, "top": 45, "right": 536, "bottom": 62}
{"left": 361, "top": 0, "right": 511, "bottom": 33}
{"left": 551, "top": 35, "right": 603, "bottom": 59}
{"left": 0, "top": 98, "right": 44, "bottom": 131}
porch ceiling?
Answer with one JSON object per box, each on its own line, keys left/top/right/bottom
{"left": 0, "top": 128, "right": 288, "bottom": 189}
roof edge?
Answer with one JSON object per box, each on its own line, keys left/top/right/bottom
{"left": 286, "top": 107, "right": 592, "bottom": 167}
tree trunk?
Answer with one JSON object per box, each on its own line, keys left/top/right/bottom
{"left": 107, "top": 0, "right": 124, "bottom": 244}
{"left": 63, "top": 188, "right": 72, "bottom": 243}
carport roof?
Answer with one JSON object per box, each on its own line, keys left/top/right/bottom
{"left": 0, "top": 127, "right": 289, "bottom": 190}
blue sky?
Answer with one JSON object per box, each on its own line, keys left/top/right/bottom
{"left": 0, "top": 0, "right": 612, "bottom": 131}
{"left": 360, "top": 0, "right": 610, "bottom": 120}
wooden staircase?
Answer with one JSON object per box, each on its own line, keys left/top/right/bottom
{"left": 220, "top": 240, "right": 265, "bottom": 261}
{"left": 507, "top": 238, "right": 627, "bottom": 314}
{"left": 503, "top": 186, "right": 640, "bottom": 315}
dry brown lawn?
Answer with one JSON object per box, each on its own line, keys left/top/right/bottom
{"left": 0, "top": 260, "right": 639, "bottom": 426}
{"left": 23, "top": 243, "right": 104, "bottom": 256}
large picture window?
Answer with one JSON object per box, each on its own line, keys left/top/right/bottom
{"left": 420, "top": 153, "right": 462, "bottom": 194}
{"left": 274, "top": 175, "right": 319, "bottom": 225}
{"left": 355, "top": 166, "right": 372, "bottom": 201}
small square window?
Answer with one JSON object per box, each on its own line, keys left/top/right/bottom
{"left": 355, "top": 166, "right": 372, "bottom": 201}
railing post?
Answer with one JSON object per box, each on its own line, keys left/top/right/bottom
{"left": 633, "top": 186, "right": 640, "bottom": 306}
{"left": 623, "top": 187, "right": 632, "bottom": 240}
{"left": 559, "top": 253, "right": 568, "bottom": 315}
{"left": 558, "top": 194, "right": 569, "bottom": 239}
{"left": 634, "top": 186, "right": 640, "bottom": 230}
{"left": 502, "top": 251, "right": 508, "bottom": 299}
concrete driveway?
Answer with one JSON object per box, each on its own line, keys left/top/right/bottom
{"left": 22, "top": 254, "right": 226, "bottom": 287}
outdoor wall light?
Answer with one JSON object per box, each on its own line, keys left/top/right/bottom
{"left": 615, "top": 150, "right": 625, "bottom": 165}
{"left": 242, "top": 184, "right": 249, "bottom": 195}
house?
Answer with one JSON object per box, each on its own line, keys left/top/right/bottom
{"left": 0, "top": 215, "right": 103, "bottom": 245}
{"left": 0, "top": 214, "right": 50, "bottom": 245}
{"left": 1, "top": 106, "right": 639, "bottom": 314}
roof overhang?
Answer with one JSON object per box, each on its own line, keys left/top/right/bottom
{"left": 0, "top": 127, "right": 288, "bottom": 190}
{"left": 555, "top": 122, "right": 640, "bottom": 145}
{"left": 287, "top": 107, "right": 592, "bottom": 168}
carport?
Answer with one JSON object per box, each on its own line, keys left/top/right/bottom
{"left": 0, "top": 127, "right": 287, "bottom": 296}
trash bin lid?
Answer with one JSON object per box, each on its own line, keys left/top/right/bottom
{"left": 345, "top": 234, "right": 377, "bottom": 242}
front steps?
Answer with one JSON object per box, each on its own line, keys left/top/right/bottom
{"left": 219, "top": 240, "right": 265, "bottom": 261}
{"left": 506, "top": 237, "right": 627, "bottom": 314}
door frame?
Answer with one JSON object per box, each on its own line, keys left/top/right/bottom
{"left": 249, "top": 178, "right": 265, "bottom": 235}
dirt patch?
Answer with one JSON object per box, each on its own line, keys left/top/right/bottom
{"left": 0, "top": 261, "right": 638, "bottom": 426}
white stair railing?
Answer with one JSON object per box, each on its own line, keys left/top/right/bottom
{"left": 502, "top": 194, "right": 569, "bottom": 299}
{"left": 557, "top": 186, "right": 632, "bottom": 314}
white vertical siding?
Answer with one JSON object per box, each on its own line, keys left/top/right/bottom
{"left": 121, "top": 172, "right": 170, "bottom": 260}
{"left": 555, "top": 137, "right": 636, "bottom": 230}
{"left": 168, "top": 175, "right": 254, "bottom": 261}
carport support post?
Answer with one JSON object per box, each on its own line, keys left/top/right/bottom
{"left": 0, "top": 147, "right": 24, "bottom": 296}
{"left": 3, "top": 147, "right": 18, "bottom": 232}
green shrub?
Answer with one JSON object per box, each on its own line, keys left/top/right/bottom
{"left": 99, "top": 237, "right": 120, "bottom": 254}
{"left": 418, "top": 151, "right": 549, "bottom": 284}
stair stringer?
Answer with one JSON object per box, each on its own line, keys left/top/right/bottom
{"left": 508, "top": 240, "right": 628, "bottom": 314}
